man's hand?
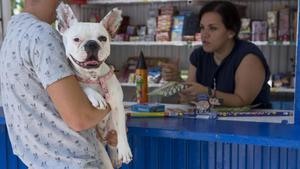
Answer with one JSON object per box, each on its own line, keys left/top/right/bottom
{"left": 47, "top": 76, "right": 113, "bottom": 131}
{"left": 105, "top": 130, "right": 118, "bottom": 147}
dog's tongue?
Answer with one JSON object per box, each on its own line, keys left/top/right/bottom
{"left": 84, "top": 60, "right": 99, "bottom": 66}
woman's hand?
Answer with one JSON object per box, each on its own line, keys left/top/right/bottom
{"left": 159, "top": 57, "right": 181, "bottom": 81}
{"left": 179, "top": 82, "right": 208, "bottom": 103}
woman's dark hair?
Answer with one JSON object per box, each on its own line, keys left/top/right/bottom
{"left": 199, "top": 1, "right": 241, "bottom": 39}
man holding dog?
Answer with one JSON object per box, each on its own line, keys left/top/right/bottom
{"left": 0, "top": 0, "right": 116, "bottom": 168}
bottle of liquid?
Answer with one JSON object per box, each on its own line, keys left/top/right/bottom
{"left": 136, "top": 51, "right": 148, "bottom": 103}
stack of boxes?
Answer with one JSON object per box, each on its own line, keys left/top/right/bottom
{"left": 239, "top": 7, "right": 297, "bottom": 42}
{"left": 112, "top": 4, "right": 297, "bottom": 43}
{"left": 156, "top": 5, "right": 175, "bottom": 41}
{"left": 112, "top": 5, "right": 201, "bottom": 42}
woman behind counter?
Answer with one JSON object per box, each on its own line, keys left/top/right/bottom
{"left": 161, "top": 1, "right": 271, "bottom": 108}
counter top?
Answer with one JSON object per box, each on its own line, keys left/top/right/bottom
{"left": 1, "top": 106, "right": 300, "bottom": 149}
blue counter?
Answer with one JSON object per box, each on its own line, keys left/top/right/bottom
{"left": 127, "top": 117, "right": 300, "bottom": 149}
{"left": 0, "top": 111, "right": 27, "bottom": 169}
{"left": 2, "top": 110, "right": 300, "bottom": 169}
{"left": 125, "top": 117, "right": 300, "bottom": 169}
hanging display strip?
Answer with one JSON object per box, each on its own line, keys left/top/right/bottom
{"left": 87, "top": 0, "right": 187, "bottom": 4}
{"left": 70, "top": 0, "right": 87, "bottom": 4}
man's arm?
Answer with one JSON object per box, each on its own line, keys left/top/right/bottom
{"left": 47, "top": 75, "right": 110, "bottom": 131}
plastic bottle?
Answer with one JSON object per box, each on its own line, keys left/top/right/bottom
{"left": 136, "top": 51, "right": 148, "bottom": 103}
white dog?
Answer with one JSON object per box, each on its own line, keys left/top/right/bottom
{"left": 56, "top": 3, "right": 132, "bottom": 168}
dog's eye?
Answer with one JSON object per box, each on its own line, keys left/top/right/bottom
{"left": 73, "top": 38, "right": 80, "bottom": 42}
{"left": 98, "top": 36, "right": 107, "bottom": 42}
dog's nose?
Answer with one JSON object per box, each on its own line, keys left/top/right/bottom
{"left": 84, "top": 40, "right": 100, "bottom": 52}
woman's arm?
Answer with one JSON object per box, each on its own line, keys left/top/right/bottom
{"left": 215, "top": 53, "right": 265, "bottom": 107}
{"left": 182, "top": 54, "right": 265, "bottom": 107}
{"left": 187, "top": 64, "right": 197, "bottom": 82}
{"left": 47, "top": 75, "right": 111, "bottom": 131}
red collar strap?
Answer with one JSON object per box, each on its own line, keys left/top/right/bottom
{"left": 76, "top": 66, "right": 115, "bottom": 101}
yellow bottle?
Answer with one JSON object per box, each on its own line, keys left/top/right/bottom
{"left": 136, "top": 51, "right": 148, "bottom": 103}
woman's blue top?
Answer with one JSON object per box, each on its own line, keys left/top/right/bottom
{"left": 190, "top": 39, "right": 271, "bottom": 108}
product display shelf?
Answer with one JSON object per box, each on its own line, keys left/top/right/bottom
{"left": 111, "top": 41, "right": 195, "bottom": 46}
{"left": 271, "top": 87, "right": 295, "bottom": 93}
{"left": 122, "top": 83, "right": 295, "bottom": 93}
{"left": 87, "top": 0, "right": 296, "bottom": 5}
{"left": 111, "top": 41, "right": 295, "bottom": 46}
{"left": 121, "top": 82, "right": 162, "bottom": 87}
{"left": 88, "top": 0, "right": 187, "bottom": 4}
{"left": 1, "top": 1, "right": 299, "bottom": 169}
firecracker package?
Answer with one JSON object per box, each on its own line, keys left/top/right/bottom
{"left": 171, "top": 29, "right": 182, "bottom": 41}
{"left": 126, "top": 25, "right": 136, "bottom": 36}
{"left": 157, "top": 15, "right": 172, "bottom": 32}
{"left": 156, "top": 32, "right": 170, "bottom": 41}
{"left": 267, "top": 11, "right": 278, "bottom": 42}
{"left": 159, "top": 5, "right": 175, "bottom": 16}
{"left": 251, "top": 20, "right": 267, "bottom": 41}
{"left": 171, "top": 16, "right": 184, "bottom": 41}
{"left": 137, "top": 26, "right": 146, "bottom": 36}
{"left": 145, "top": 34, "right": 155, "bottom": 41}
{"left": 239, "top": 18, "right": 251, "bottom": 40}
{"left": 147, "top": 17, "right": 157, "bottom": 36}
{"left": 129, "top": 36, "right": 141, "bottom": 41}
{"left": 136, "top": 25, "right": 147, "bottom": 41}
{"left": 155, "top": 5, "right": 175, "bottom": 42}
{"left": 278, "top": 8, "right": 290, "bottom": 41}
{"left": 173, "top": 16, "right": 184, "bottom": 29}
{"left": 182, "top": 35, "right": 195, "bottom": 41}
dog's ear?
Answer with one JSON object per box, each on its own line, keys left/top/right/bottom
{"left": 101, "top": 8, "right": 122, "bottom": 38}
{"left": 56, "top": 2, "right": 78, "bottom": 34}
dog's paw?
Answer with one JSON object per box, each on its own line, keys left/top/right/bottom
{"left": 83, "top": 87, "right": 107, "bottom": 109}
{"left": 117, "top": 139, "right": 133, "bottom": 164}
{"left": 107, "top": 145, "right": 122, "bottom": 168}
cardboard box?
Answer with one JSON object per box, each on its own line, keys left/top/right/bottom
{"left": 131, "top": 103, "right": 165, "bottom": 112}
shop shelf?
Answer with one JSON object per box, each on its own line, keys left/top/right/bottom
{"left": 111, "top": 41, "right": 295, "bottom": 47}
{"left": 88, "top": 0, "right": 187, "bottom": 4}
{"left": 111, "top": 41, "right": 198, "bottom": 46}
{"left": 121, "top": 82, "right": 162, "bottom": 87}
{"left": 121, "top": 83, "right": 295, "bottom": 94}
{"left": 87, "top": 0, "right": 296, "bottom": 4}
{"left": 271, "top": 87, "right": 295, "bottom": 93}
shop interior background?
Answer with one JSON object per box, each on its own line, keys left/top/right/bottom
{"left": 3, "top": 0, "right": 298, "bottom": 110}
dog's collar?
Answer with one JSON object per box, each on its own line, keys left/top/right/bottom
{"left": 76, "top": 66, "right": 115, "bottom": 101}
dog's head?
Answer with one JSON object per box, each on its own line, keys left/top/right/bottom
{"left": 56, "top": 3, "right": 122, "bottom": 72}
